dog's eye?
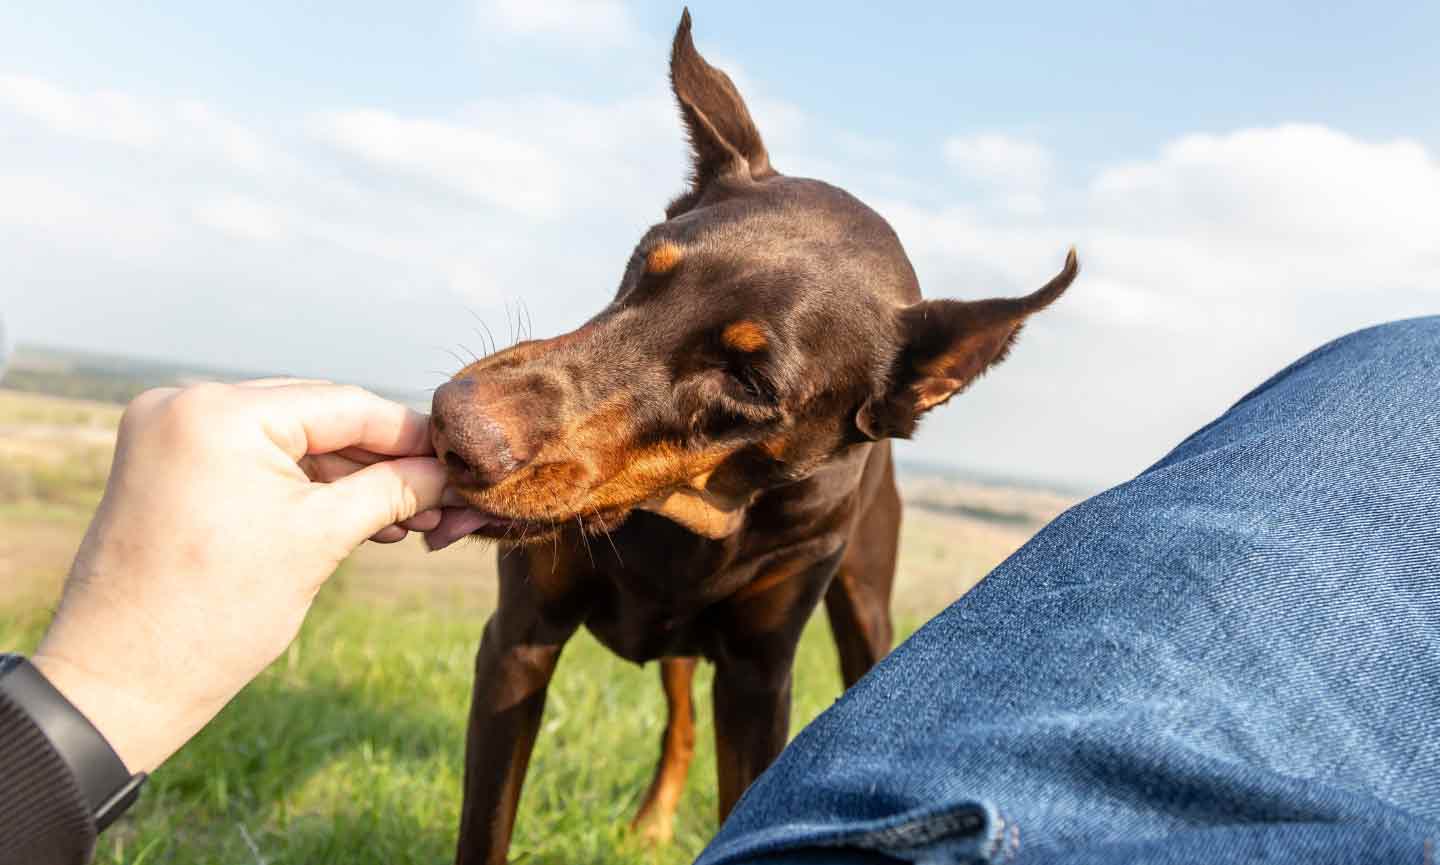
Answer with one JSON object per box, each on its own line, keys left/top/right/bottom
{"left": 727, "top": 364, "right": 775, "bottom": 403}
{"left": 734, "top": 370, "right": 763, "bottom": 399}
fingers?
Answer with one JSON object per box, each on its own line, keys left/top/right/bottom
{"left": 302, "top": 457, "right": 446, "bottom": 541}
{"left": 299, "top": 452, "right": 366, "bottom": 483}
{"left": 332, "top": 445, "right": 393, "bottom": 466}
{"left": 313, "top": 456, "right": 449, "bottom": 545}
{"left": 255, "top": 384, "right": 434, "bottom": 461}
{"left": 400, "top": 508, "right": 443, "bottom": 532}
{"left": 367, "top": 506, "right": 445, "bottom": 543}
{"left": 370, "top": 525, "right": 409, "bottom": 544}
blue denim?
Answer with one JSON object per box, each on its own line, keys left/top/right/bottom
{"left": 696, "top": 317, "right": 1440, "bottom": 865}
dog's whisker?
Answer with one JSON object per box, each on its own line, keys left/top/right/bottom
{"left": 439, "top": 346, "right": 468, "bottom": 369}
{"left": 467, "top": 308, "right": 498, "bottom": 356}
{"left": 576, "top": 515, "right": 596, "bottom": 568}
{"left": 600, "top": 524, "right": 624, "bottom": 568}
{"left": 550, "top": 519, "right": 559, "bottom": 575}
{"left": 518, "top": 299, "right": 533, "bottom": 343}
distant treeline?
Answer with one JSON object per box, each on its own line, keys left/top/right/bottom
{"left": 0, "top": 366, "right": 158, "bottom": 405}
{"left": 0, "top": 344, "right": 422, "bottom": 409}
{"left": 903, "top": 497, "right": 1043, "bottom": 527}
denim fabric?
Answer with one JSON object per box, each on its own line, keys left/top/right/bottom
{"left": 696, "top": 318, "right": 1440, "bottom": 865}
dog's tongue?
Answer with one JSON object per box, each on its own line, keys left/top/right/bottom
{"left": 424, "top": 508, "right": 495, "bottom": 552}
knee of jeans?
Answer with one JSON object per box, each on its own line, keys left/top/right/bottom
{"left": 1247, "top": 315, "right": 1440, "bottom": 410}
{"left": 1335, "top": 315, "right": 1440, "bottom": 354}
{"left": 1327, "top": 316, "right": 1440, "bottom": 397}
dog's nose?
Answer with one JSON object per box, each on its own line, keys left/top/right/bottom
{"left": 431, "top": 377, "right": 530, "bottom": 489}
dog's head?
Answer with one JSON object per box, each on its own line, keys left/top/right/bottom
{"left": 428, "top": 10, "right": 1077, "bottom": 548}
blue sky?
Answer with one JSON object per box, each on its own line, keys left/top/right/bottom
{"left": 2, "top": 1, "right": 1437, "bottom": 487}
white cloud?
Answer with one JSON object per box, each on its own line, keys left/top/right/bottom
{"left": 944, "top": 133, "right": 1054, "bottom": 188}
{"left": 193, "top": 196, "right": 288, "bottom": 243}
{"left": 892, "top": 123, "right": 1440, "bottom": 485}
{"left": 313, "top": 92, "right": 687, "bottom": 223}
{"left": 0, "top": 74, "right": 157, "bottom": 147}
{"left": 477, "top": 0, "right": 637, "bottom": 43}
{"left": 0, "top": 75, "right": 277, "bottom": 177}
{"left": 1089, "top": 124, "right": 1440, "bottom": 312}
{"left": 314, "top": 109, "right": 564, "bottom": 216}
{"left": 172, "top": 101, "right": 271, "bottom": 173}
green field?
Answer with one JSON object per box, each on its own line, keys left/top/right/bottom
{"left": 3, "top": 587, "right": 887, "bottom": 865}
{"left": 0, "top": 377, "right": 1065, "bottom": 864}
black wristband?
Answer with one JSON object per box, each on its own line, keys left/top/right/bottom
{"left": 0, "top": 655, "right": 146, "bottom": 831}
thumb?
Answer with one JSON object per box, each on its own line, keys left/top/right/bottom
{"left": 313, "top": 456, "right": 449, "bottom": 546}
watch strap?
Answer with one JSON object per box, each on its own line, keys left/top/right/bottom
{"left": 0, "top": 655, "right": 145, "bottom": 831}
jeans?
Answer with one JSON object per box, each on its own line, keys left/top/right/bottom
{"left": 696, "top": 317, "right": 1440, "bottom": 865}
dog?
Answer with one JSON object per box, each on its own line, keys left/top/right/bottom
{"left": 426, "top": 10, "right": 1078, "bottom": 864}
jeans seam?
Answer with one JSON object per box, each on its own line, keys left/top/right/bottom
{"left": 984, "top": 811, "right": 1005, "bottom": 863}
{"left": 987, "top": 810, "right": 1021, "bottom": 864}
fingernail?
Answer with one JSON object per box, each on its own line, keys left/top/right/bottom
{"left": 441, "top": 489, "right": 467, "bottom": 508}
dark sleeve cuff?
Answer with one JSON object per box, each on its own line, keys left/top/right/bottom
{"left": 0, "top": 691, "right": 98, "bottom": 865}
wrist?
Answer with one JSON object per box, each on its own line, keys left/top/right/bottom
{"left": 29, "top": 652, "right": 205, "bottom": 774}
{"left": 0, "top": 655, "right": 148, "bottom": 831}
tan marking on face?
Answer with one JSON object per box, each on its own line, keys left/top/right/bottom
{"left": 637, "top": 487, "right": 746, "bottom": 539}
{"left": 721, "top": 320, "right": 767, "bottom": 353}
{"left": 760, "top": 432, "right": 791, "bottom": 461}
{"left": 646, "top": 242, "right": 684, "bottom": 275}
{"left": 583, "top": 440, "right": 738, "bottom": 513}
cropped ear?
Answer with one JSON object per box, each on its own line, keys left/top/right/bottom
{"left": 668, "top": 9, "right": 775, "bottom": 214}
{"left": 858, "top": 249, "right": 1079, "bottom": 440}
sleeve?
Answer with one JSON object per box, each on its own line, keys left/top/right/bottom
{"left": 0, "top": 693, "right": 97, "bottom": 865}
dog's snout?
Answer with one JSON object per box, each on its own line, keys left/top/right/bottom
{"left": 431, "top": 378, "right": 531, "bottom": 489}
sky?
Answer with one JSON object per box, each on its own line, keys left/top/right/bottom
{"left": 2, "top": 1, "right": 1437, "bottom": 489}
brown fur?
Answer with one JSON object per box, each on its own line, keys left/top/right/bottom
{"left": 431, "top": 11, "right": 1078, "bottom": 864}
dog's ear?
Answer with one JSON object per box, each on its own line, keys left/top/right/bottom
{"left": 857, "top": 249, "right": 1079, "bottom": 440}
{"left": 668, "top": 9, "right": 774, "bottom": 213}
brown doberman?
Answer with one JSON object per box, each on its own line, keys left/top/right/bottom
{"left": 426, "top": 10, "right": 1078, "bottom": 864}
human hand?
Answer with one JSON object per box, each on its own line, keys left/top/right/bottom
{"left": 31, "top": 380, "right": 449, "bottom": 773}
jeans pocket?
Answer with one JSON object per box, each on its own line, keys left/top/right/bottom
{"left": 838, "top": 802, "right": 1018, "bottom": 865}
{"left": 703, "top": 800, "right": 1020, "bottom": 865}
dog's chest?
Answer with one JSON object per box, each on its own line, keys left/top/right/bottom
{"left": 566, "top": 474, "right": 864, "bottom": 663}
{"left": 579, "top": 552, "right": 760, "bottom": 663}
{"left": 582, "top": 591, "right": 710, "bottom": 663}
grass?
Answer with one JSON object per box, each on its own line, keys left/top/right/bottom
{"left": 1, "top": 586, "right": 912, "bottom": 865}
{"left": 0, "top": 388, "right": 118, "bottom": 514}
{"left": 0, "top": 386, "right": 1064, "bottom": 864}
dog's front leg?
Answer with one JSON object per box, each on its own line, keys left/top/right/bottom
{"left": 712, "top": 646, "right": 796, "bottom": 819}
{"left": 711, "top": 550, "right": 842, "bottom": 820}
{"left": 455, "top": 558, "right": 582, "bottom": 865}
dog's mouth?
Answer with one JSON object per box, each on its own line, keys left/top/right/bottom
{"left": 425, "top": 502, "right": 633, "bottom": 551}
{"left": 425, "top": 507, "right": 531, "bottom": 550}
